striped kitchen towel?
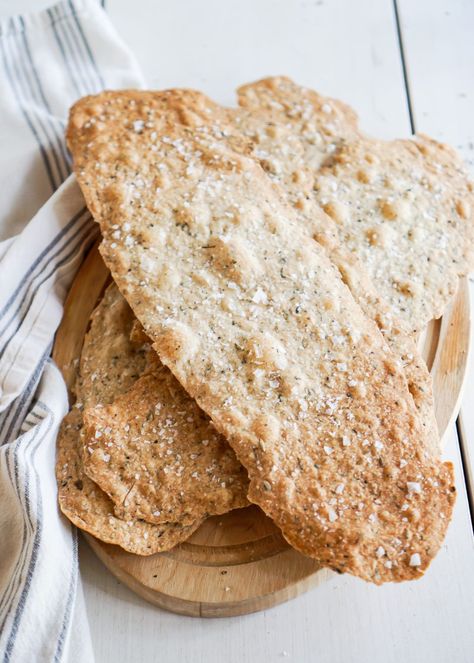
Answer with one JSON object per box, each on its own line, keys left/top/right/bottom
{"left": 0, "top": 1, "right": 144, "bottom": 661}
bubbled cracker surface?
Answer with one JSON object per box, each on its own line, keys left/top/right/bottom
{"left": 68, "top": 91, "right": 455, "bottom": 583}
{"left": 56, "top": 284, "right": 203, "bottom": 554}
{"left": 236, "top": 76, "right": 474, "bottom": 332}
{"left": 316, "top": 136, "right": 474, "bottom": 329}
{"left": 237, "top": 75, "right": 357, "bottom": 170}
{"left": 75, "top": 84, "right": 436, "bottom": 440}
{"left": 228, "top": 85, "right": 438, "bottom": 446}
{"left": 82, "top": 85, "right": 437, "bottom": 452}
{"left": 77, "top": 83, "right": 435, "bottom": 451}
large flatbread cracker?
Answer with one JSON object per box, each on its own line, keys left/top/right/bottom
{"left": 67, "top": 91, "right": 455, "bottom": 583}
{"left": 221, "top": 88, "right": 438, "bottom": 447}
{"left": 237, "top": 76, "right": 474, "bottom": 332}
{"left": 110, "top": 88, "right": 441, "bottom": 450}
{"left": 70, "top": 88, "right": 436, "bottom": 447}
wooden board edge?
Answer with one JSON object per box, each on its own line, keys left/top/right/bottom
{"left": 84, "top": 533, "right": 330, "bottom": 618}
{"left": 433, "top": 278, "right": 471, "bottom": 441}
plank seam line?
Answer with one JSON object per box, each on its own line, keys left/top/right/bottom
{"left": 392, "top": 0, "right": 415, "bottom": 135}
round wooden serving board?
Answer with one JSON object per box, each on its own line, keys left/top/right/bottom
{"left": 53, "top": 243, "right": 471, "bottom": 617}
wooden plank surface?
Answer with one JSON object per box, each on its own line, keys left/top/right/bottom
{"left": 396, "top": 0, "right": 474, "bottom": 164}
{"left": 397, "top": 0, "right": 474, "bottom": 514}
{"left": 108, "top": 0, "right": 410, "bottom": 137}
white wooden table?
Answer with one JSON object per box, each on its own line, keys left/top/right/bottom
{"left": 3, "top": 0, "right": 474, "bottom": 660}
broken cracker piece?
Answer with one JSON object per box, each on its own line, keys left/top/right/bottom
{"left": 79, "top": 281, "right": 248, "bottom": 526}
{"left": 56, "top": 406, "right": 202, "bottom": 555}
{"left": 57, "top": 285, "right": 202, "bottom": 554}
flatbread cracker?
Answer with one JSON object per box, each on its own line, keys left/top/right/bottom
{"left": 83, "top": 371, "right": 249, "bottom": 525}
{"left": 71, "top": 87, "right": 435, "bottom": 439}
{"left": 236, "top": 76, "right": 474, "bottom": 332}
{"left": 78, "top": 280, "right": 152, "bottom": 409}
{"left": 67, "top": 91, "right": 455, "bottom": 583}
{"left": 99, "top": 87, "right": 439, "bottom": 450}
{"left": 198, "top": 88, "right": 436, "bottom": 445}
{"left": 80, "top": 282, "right": 248, "bottom": 525}
{"left": 57, "top": 283, "right": 204, "bottom": 554}
{"left": 237, "top": 75, "right": 357, "bottom": 165}
{"left": 56, "top": 408, "right": 201, "bottom": 555}
{"left": 222, "top": 91, "right": 439, "bottom": 447}
{"left": 316, "top": 135, "right": 474, "bottom": 328}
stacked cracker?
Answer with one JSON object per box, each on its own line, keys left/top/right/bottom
{"left": 58, "top": 77, "right": 474, "bottom": 584}
{"left": 57, "top": 282, "right": 249, "bottom": 554}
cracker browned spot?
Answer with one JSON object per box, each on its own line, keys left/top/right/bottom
{"left": 67, "top": 90, "right": 455, "bottom": 583}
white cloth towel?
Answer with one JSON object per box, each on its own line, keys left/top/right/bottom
{"left": 0, "top": 1, "right": 145, "bottom": 660}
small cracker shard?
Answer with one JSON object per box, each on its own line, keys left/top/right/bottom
{"left": 67, "top": 90, "right": 456, "bottom": 583}
{"left": 236, "top": 76, "right": 474, "bottom": 332}
{"left": 82, "top": 371, "right": 249, "bottom": 526}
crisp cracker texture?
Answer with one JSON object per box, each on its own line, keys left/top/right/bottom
{"left": 81, "top": 283, "right": 248, "bottom": 525}
{"left": 316, "top": 135, "right": 474, "bottom": 328}
{"left": 78, "top": 280, "right": 152, "bottom": 409}
{"left": 80, "top": 282, "right": 248, "bottom": 525}
{"left": 237, "top": 75, "right": 357, "bottom": 170}
{"left": 56, "top": 408, "right": 201, "bottom": 554}
{"left": 67, "top": 90, "right": 455, "bottom": 583}
{"left": 236, "top": 76, "right": 474, "bottom": 332}
{"left": 225, "top": 88, "right": 439, "bottom": 446}
{"left": 56, "top": 284, "right": 203, "bottom": 554}
{"left": 78, "top": 87, "right": 439, "bottom": 451}
{"left": 83, "top": 367, "right": 249, "bottom": 526}
{"left": 71, "top": 85, "right": 436, "bottom": 439}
